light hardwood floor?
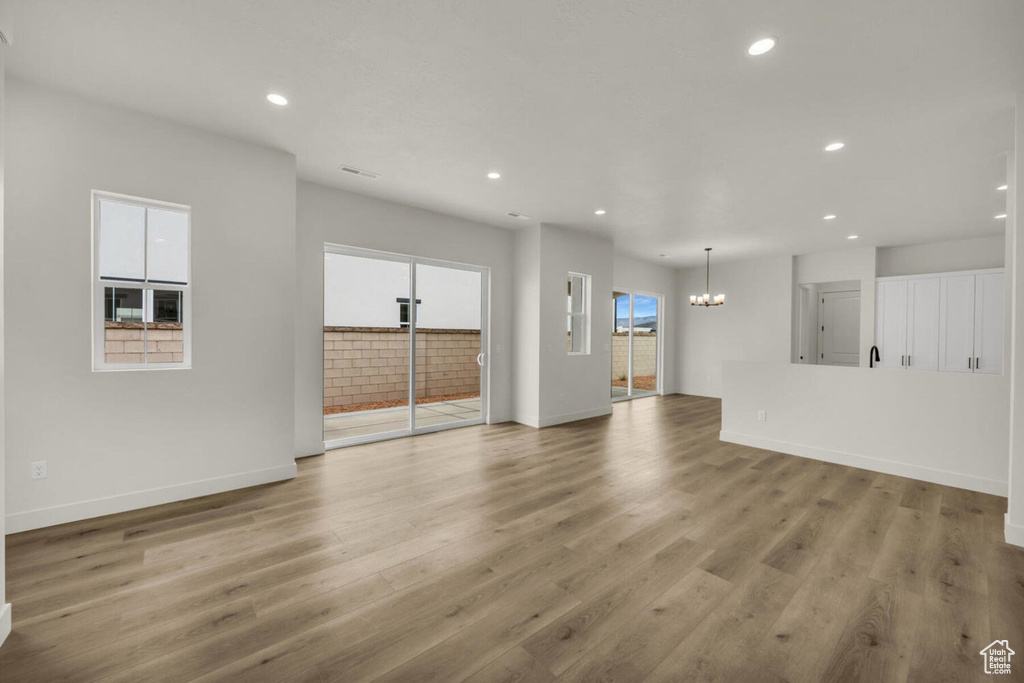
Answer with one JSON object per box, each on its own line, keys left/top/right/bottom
{"left": 2, "top": 395, "right": 1023, "bottom": 682}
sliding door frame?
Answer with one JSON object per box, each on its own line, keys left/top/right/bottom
{"left": 323, "top": 244, "right": 489, "bottom": 450}
{"left": 611, "top": 289, "right": 664, "bottom": 402}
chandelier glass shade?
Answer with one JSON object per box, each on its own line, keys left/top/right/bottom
{"left": 690, "top": 248, "right": 725, "bottom": 307}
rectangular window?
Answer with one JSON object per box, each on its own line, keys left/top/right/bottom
{"left": 93, "top": 192, "right": 191, "bottom": 370}
{"left": 567, "top": 272, "right": 591, "bottom": 354}
{"left": 396, "top": 298, "right": 422, "bottom": 327}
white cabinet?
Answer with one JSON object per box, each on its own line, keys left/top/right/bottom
{"left": 875, "top": 280, "right": 907, "bottom": 369}
{"left": 876, "top": 269, "right": 1002, "bottom": 375}
{"left": 973, "top": 273, "right": 1004, "bottom": 374}
{"left": 938, "top": 275, "right": 976, "bottom": 373}
{"left": 907, "top": 278, "right": 940, "bottom": 371}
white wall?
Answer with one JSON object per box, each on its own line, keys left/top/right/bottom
{"left": 535, "top": 224, "right": 614, "bottom": 426}
{"left": 0, "top": 47, "right": 10, "bottom": 647}
{"left": 612, "top": 254, "right": 678, "bottom": 393}
{"left": 676, "top": 255, "right": 792, "bottom": 397}
{"left": 4, "top": 81, "right": 298, "bottom": 532}
{"left": 512, "top": 224, "right": 541, "bottom": 425}
{"left": 324, "top": 253, "right": 482, "bottom": 330}
{"left": 722, "top": 361, "right": 1010, "bottom": 495}
{"left": 296, "top": 180, "right": 515, "bottom": 457}
{"left": 1008, "top": 96, "right": 1024, "bottom": 546}
{"left": 877, "top": 235, "right": 1004, "bottom": 277}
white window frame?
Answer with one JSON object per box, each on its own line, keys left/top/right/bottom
{"left": 567, "top": 271, "right": 591, "bottom": 355}
{"left": 92, "top": 190, "right": 192, "bottom": 372}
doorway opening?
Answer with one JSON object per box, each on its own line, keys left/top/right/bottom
{"left": 322, "top": 245, "right": 488, "bottom": 448}
{"left": 796, "top": 281, "right": 861, "bottom": 367}
{"left": 611, "top": 290, "right": 663, "bottom": 400}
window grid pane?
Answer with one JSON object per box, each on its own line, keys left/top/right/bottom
{"left": 96, "top": 194, "right": 190, "bottom": 370}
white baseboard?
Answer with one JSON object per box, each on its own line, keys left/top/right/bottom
{"left": 5, "top": 463, "right": 297, "bottom": 534}
{"left": 720, "top": 430, "right": 1008, "bottom": 497}
{"left": 1006, "top": 515, "right": 1024, "bottom": 548}
{"left": 538, "top": 405, "right": 614, "bottom": 428}
{"left": 0, "top": 603, "right": 10, "bottom": 650}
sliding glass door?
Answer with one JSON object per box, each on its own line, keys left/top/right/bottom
{"left": 413, "top": 262, "right": 485, "bottom": 431}
{"left": 323, "top": 246, "right": 487, "bottom": 448}
{"left": 611, "top": 290, "right": 662, "bottom": 401}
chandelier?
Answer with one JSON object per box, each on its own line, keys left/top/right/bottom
{"left": 690, "top": 248, "right": 725, "bottom": 306}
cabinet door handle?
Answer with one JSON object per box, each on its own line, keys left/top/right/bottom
{"left": 901, "top": 355, "right": 905, "bottom": 366}
{"left": 975, "top": 357, "right": 979, "bottom": 370}
{"left": 908, "top": 355, "right": 911, "bottom": 367}
{"left": 968, "top": 357, "right": 972, "bottom": 370}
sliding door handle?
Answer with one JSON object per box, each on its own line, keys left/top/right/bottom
{"left": 476, "top": 352, "right": 485, "bottom": 367}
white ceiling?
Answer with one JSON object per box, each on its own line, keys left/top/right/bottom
{"left": 5, "top": 0, "right": 1024, "bottom": 266}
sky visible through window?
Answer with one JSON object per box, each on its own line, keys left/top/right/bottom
{"left": 617, "top": 295, "right": 658, "bottom": 321}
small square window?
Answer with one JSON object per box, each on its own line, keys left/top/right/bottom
{"left": 93, "top": 192, "right": 191, "bottom": 370}
{"left": 567, "top": 272, "right": 591, "bottom": 354}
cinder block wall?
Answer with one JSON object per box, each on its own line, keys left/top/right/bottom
{"left": 611, "top": 332, "right": 658, "bottom": 379}
{"left": 105, "top": 322, "right": 185, "bottom": 363}
{"left": 324, "top": 327, "right": 481, "bottom": 410}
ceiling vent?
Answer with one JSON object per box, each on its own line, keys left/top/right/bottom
{"left": 338, "top": 165, "right": 381, "bottom": 180}
{"left": 506, "top": 212, "right": 532, "bottom": 221}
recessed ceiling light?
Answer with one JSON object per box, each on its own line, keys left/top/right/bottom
{"left": 747, "top": 37, "right": 776, "bottom": 56}
{"left": 823, "top": 214, "right": 837, "bottom": 220}
{"left": 847, "top": 235, "right": 859, "bottom": 240}
{"left": 824, "top": 142, "right": 845, "bottom": 152}
{"left": 487, "top": 172, "right": 501, "bottom": 180}
{"left": 998, "top": 184, "right": 1008, "bottom": 191}
{"left": 594, "top": 209, "right": 607, "bottom": 215}
{"left": 267, "top": 93, "right": 288, "bottom": 106}
{"left": 996, "top": 214, "right": 1007, "bottom": 219}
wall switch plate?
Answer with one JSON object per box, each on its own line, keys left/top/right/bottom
{"left": 757, "top": 410, "right": 767, "bottom": 422}
{"left": 31, "top": 461, "right": 48, "bottom": 479}
{"left": 706, "top": 375, "right": 712, "bottom": 384}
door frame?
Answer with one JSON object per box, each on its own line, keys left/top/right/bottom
{"left": 611, "top": 288, "right": 664, "bottom": 402}
{"left": 322, "top": 243, "right": 490, "bottom": 450}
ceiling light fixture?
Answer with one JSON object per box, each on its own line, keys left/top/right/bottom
{"left": 659, "top": 254, "right": 668, "bottom": 258}
{"left": 266, "top": 93, "right": 288, "bottom": 106}
{"left": 998, "top": 184, "right": 1008, "bottom": 191}
{"left": 824, "top": 142, "right": 845, "bottom": 152}
{"left": 594, "top": 209, "right": 607, "bottom": 215}
{"left": 847, "top": 235, "right": 859, "bottom": 240}
{"left": 823, "top": 214, "right": 837, "bottom": 220}
{"left": 487, "top": 172, "right": 501, "bottom": 180}
{"left": 747, "top": 37, "right": 776, "bottom": 56}
{"left": 996, "top": 214, "right": 1007, "bottom": 219}
{"left": 690, "top": 248, "right": 725, "bottom": 307}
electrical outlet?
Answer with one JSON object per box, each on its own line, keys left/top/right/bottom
{"left": 757, "top": 410, "right": 767, "bottom": 422}
{"left": 31, "top": 461, "right": 48, "bottom": 479}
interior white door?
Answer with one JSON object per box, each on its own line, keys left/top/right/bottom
{"left": 820, "top": 290, "right": 861, "bottom": 366}
{"left": 875, "top": 280, "right": 907, "bottom": 369}
{"left": 939, "top": 275, "right": 976, "bottom": 373}
{"left": 973, "top": 273, "right": 1004, "bottom": 374}
{"left": 906, "top": 278, "right": 940, "bottom": 371}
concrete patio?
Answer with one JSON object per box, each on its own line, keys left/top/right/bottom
{"left": 324, "top": 397, "right": 481, "bottom": 442}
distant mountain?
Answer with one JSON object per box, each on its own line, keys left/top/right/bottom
{"left": 616, "top": 316, "right": 658, "bottom": 329}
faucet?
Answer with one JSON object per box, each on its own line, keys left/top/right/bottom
{"left": 870, "top": 345, "right": 880, "bottom": 368}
